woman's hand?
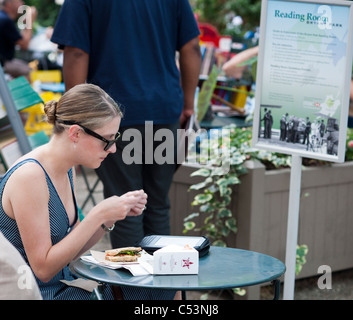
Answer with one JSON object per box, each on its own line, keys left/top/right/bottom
{"left": 95, "top": 190, "right": 147, "bottom": 222}
{"left": 120, "top": 190, "right": 148, "bottom": 217}
{"left": 71, "top": 190, "right": 147, "bottom": 262}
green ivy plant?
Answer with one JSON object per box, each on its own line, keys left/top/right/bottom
{"left": 296, "top": 244, "right": 309, "bottom": 275}
{"left": 184, "top": 125, "right": 292, "bottom": 246}
{"left": 184, "top": 126, "right": 252, "bottom": 245}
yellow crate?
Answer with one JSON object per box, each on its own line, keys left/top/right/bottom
{"left": 30, "top": 70, "right": 62, "bottom": 83}
{"left": 40, "top": 91, "right": 62, "bottom": 103}
{"left": 22, "top": 103, "right": 53, "bottom": 136}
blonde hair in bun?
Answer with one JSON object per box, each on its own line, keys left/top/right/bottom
{"left": 45, "top": 83, "right": 123, "bottom": 134}
{"left": 44, "top": 100, "right": 58, "bottom": 125}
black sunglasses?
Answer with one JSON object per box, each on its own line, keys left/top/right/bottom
{"left": 58, "top": 120, "right": 121, "bottom": 151}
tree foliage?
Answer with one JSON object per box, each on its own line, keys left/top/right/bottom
{"left": 192, "top": 0, "right": 261, "bottom": 34}
{"left": 24, "top": 0, "right": 61, "bottom": 27}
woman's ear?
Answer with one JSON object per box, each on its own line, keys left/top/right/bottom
{"left": 68, "top": 125, "right": 81, "bottom": 144}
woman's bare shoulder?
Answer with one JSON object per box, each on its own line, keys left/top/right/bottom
{"left": 6, "top": 159, "right": 47, "bottom": 188}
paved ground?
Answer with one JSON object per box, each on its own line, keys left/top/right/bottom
{"left": 74, "top": 167, "right": 353, "bottom": 300}
{"left": 262, "top": 268, "right": 353, "bottom": 300}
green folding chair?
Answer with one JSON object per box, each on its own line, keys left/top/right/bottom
{"left": 0, "top": 65, "right": 43, "bottom": 154}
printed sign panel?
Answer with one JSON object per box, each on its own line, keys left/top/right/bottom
{"left": 253, "top": 0, "right": 353, "bottom": 162}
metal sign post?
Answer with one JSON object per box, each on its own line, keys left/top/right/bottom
{"left": 283, "top": 154, "right": 302, "bottom": 300}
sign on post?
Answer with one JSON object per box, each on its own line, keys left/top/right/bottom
{"left": 252, "top": 0, "right": 353, "bottom": 299}
{"left": 253, "top": 0, "right": 353, "bottom": 163}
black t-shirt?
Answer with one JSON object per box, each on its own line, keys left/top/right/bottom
{"left": 51, "top": 0, "right": 200, "bottom": 126}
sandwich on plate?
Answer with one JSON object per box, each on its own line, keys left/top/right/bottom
{"left": 105, "top": 247, "right": 142, "bottom": 262}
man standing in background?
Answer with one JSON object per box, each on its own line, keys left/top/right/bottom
{"left": 51, "top": 0, "right": 201, "bottom": 247}
{"left": 0, "top": 0, "right": 37, "bottom": 78}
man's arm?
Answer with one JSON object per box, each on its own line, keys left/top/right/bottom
{"left": 63, "top": 46, "right": 89, "bottom": 91}
{"left": 16, "top": 29, "right": 32, "bottom": 50}
{"left": 179, "top": 36, "right": 202, "bottom": 127}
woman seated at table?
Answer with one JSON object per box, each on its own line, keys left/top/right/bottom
{"left": 0, "top": 83, "right": 177, "bottom": 300}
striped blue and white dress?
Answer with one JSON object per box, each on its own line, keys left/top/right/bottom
{"left": 0, "top": 159, "right": 175, "bottom": 300}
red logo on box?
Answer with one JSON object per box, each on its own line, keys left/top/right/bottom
{"left": 182, "top": 257, "right": 194, "bottom": 269}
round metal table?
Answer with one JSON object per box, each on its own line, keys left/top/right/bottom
{"left": 71, "top": 246, "right": 285, "bottom": 299}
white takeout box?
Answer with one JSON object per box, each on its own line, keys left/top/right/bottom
{"left": 153, "top": 244, "right": 199, "bottom": 275}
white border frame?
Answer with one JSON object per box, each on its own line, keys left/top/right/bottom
{"left": 253, "top": 0, "right": 353, "bottom": 162}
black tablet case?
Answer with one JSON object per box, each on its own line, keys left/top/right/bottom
{"left": 138, "top": 235, "right": 210, "bottom": 257}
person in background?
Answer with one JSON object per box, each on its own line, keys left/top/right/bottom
{"left": 0, "top": 83, "right": 177, "bottom": 300}
{"left": 302, "top": 117, "right": 311, "bottom": 146}
{"left": 0, "top": 0, "right": 37, "bottom": 78}
{"left": 51, "top": 0, "right": 202, "bottom": 248}
{"left": 280, "top": 113, "right": 288, "bottom": 142}
{"left": 319, "top": 119, "right": 326, "bottom": 144}
{"left": 327, "top": 123, "right": 339, "bottom": 156}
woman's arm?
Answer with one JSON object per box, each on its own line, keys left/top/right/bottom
{"left": 7, "top": 165, "right": 146, "bottom": 282}
{"left": 222, "top": 46, "right": 259, "bottom": 79}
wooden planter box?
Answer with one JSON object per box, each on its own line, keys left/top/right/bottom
{"left": 169, "top": 160, "right": 353, "bottom": 299}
